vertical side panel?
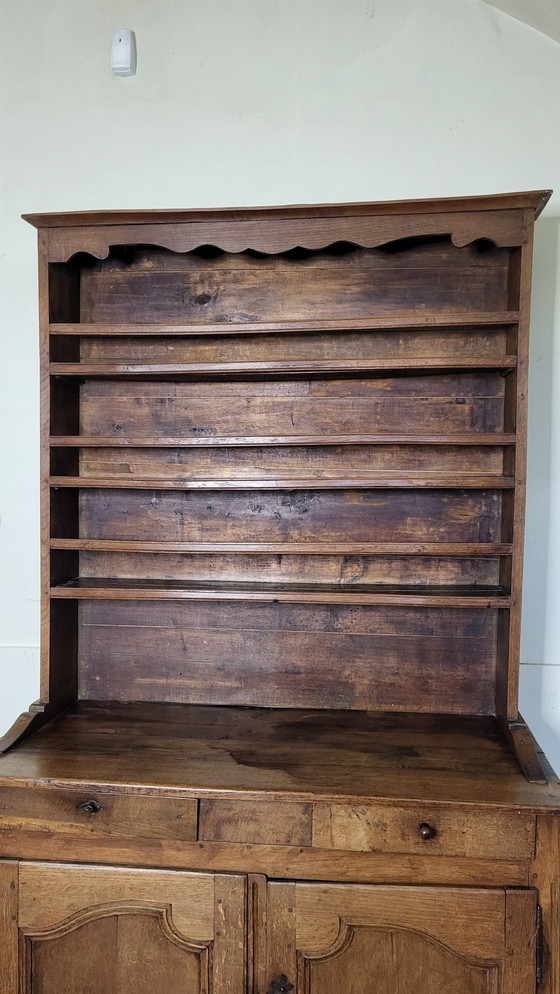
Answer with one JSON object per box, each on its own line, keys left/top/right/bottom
{"left": 41, "top": 237, "right": 80, "bottom": 712}
{"left": 501, "top": 219, "right": 535, "bottom": 718}
{"left": 532, "top": 816, "right": 560, "bottom": 994}
{"left": 39, "top": 233, "right": 51, "bottom": 703}
{"left": 503, "top": 889, "right": 537, "bottom": 994}
{"left": 0, "top": 861, "right": 19, "bottom": 994}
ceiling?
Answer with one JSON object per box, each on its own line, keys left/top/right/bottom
{"left": 484, "top": 0, "right": 560, "bottom": 43}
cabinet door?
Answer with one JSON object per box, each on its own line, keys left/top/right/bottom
{"left": 256, "top": 881, "right": 536, "bottom": 994}
{"left": 0, "top": 860, "right": 245, "bottom": 994}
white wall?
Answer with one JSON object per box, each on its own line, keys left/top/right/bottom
{"left": 1, "top": 0, "right": 560, "bottom": 765}
{"left": 484, "top": 0, "right": 560, "bottom": 43}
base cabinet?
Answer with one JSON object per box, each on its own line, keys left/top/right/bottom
{"left": 0, "top": 861, "right": 538, "bottom": 994}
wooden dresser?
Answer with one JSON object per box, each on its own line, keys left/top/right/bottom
{"left": 1, "top": 192, "right": 559, "bottom": 994}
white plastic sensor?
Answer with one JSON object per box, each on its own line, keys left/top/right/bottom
{"left": 111, "top": 29, "right": 137, "bottom": 77}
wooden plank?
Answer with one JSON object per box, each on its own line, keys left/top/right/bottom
{"left": 79, "top": 374, "right": 505, "bottom": 437}
{"left": 42, "top": 260, "right": 81, "bottom": 711}
{"left": 265, "top": 882, "right": 297, "bottom": 994}
{"left": 83, "top": 373, "right": 511, "bottom": 397}
{"left": 50, "top": 356, "right": 517, "bottom": 375}
{"left": 49, "top": 310, "right": 519, "bottom": 338}
{"left": 79, "top": 551, "right": 501, "bottom": 588}
{"left": 50, "top": 474, "right": 516, "bottom": 490}
{"left": 199, "top": 799, "right": 312, "bottom": 846}
{"left": 0, "top": 830, "right": 530, "bottom": 886}
{"left": 76, "top": 488, "right": 503, "bottom": 545}
{"left": 502, "top": 227, "right": 534, "bottom": 720}
{"left": 0, "top": 702, "right": 558, "bottom": 810}
{"left": 51, "top": 578, "right": 511, "bottom": 607}
{"left": 531, "top": 817, "right": 560, "bottom": 994}
{"left": 76, "top": 327, "right": 511, "bottom": 365}
{"left": 78, "top": 600, "right": 498, "bottom": 712}
{"left": 78, "top": 597, "right": 502, "bottom": 637}
{"left": 76, "top": 442, "right": 506, "bottom": 480}
{"left": 39, "top": 238, "right": 53, "bottom": 706}
{"left": 499, "top": 716, "right": 548, "bottom": 783}
{"left": 81, "top": 265, "right": 509, "bottom": 324}
{"left": 24, "top": 190, "right": 551, "bottom": 225}
{"left": 50, "top": 433, "right": 518, "bottom": 446}
{"left": 78, "top": 629, "right": 497, "bottom": 714}
{"left": 213, "top": 874, "right": 247, "bottom": 994}
{"left": 0, "top": 861, "right": 18, "bottom": 994}
{"left": 503, "top": 889, "right": 537, "bottom": 994}
{"left": 51, "top": 538, "right": 514, "bottom": 555}
{"left": 50, "top": 312, "right": 520, "bottom": 335}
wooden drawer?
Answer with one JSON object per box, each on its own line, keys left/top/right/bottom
{"left": 312, "top": 803, "right": 536, "bottom": 860}
{"left": 0, "top": 788, "right": 536, "bottom": 866}
{"left": 0, "top": 786, "right": 197, "bottom": 844}
{"left": 199, "top": 798, "right": 535, "bottom": 862}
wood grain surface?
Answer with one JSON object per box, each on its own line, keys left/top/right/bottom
{"left": 0, "top": 702, "right": 558, "bottom": 810}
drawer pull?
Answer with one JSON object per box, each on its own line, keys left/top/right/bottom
{"left": 78, "top": 799, "right": 105, "bottom": 814}
{"left": 418, "top": 822, "right": 437, "bottom": 840}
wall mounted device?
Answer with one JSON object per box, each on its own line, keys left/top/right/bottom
{"left": 111, "top": 29, "right": 136, "bottom": 77}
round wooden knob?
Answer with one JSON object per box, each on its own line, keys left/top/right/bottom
{"left": 418, "top": 822, "right": 437, "bottom": 840}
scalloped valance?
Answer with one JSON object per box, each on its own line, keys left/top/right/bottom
{"left": 23, "top": 191, "right": 551, "bottom": 262}
{"left": 37, "top": 210, "right": 529, "bottom": 263}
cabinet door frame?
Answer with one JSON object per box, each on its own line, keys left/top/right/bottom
{"left": 0, "top": 860, "right": 245, "bottom": 994}
{"left": 252, "top": 878, "right": 537, "bottom": 994}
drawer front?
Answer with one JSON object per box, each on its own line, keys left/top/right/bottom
{"left": 198, "top": 798, "right": 534, "bottom": 862}
{"left": 0, "top": 788, "right": 536, "bottom": 864}
{"left": 0, "top": 785, "right": 197, "bottom": 843}
{"left": 312, "top": 804, "right": 536, "bottom": 860}
{"left": 199, "top": 798, "right": 313, "bottom": 846}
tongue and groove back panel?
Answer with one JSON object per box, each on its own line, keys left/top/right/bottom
{"left": 39, "top": 197, "right": 540, "bottom": 717}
